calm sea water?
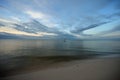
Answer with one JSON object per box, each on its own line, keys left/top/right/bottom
{"left": 0, "top": 39, "right": 120, "bottom": 57}
{"left": 0, "top": 39, "right": 120, "bottom": 77}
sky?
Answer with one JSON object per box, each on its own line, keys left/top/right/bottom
{"left": 0, "top": 0, "right": 120, "bottom": 39}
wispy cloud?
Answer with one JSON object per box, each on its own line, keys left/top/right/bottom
{"left": 25, "top": 10, "right": 58, "bottom": 28}
{"left": 101, "top": 31, "right": 120, "bottom": 38}
{"left": 0, "top": 27, "right": 57, "bottom": 37}
{"left": 11, "top": 16, "right": 21, "bottom": 22}
{"left": 83, "top": 20, "right": 120, "bottom": 36}
{"left": 71, "top": 22, "right": 109, "bottom": 33}
{"left": 26, "top": 10, "right": 48, "bottom": 19}
{"left": 96, "top": 20, "right": 120, "bottom": 36}
{"left": 0, "top": 18, "right": 58, "bottom": 37}
{"left": 0, "top": 23, "right": 5, "bottom": 26}
{"left": 0, "top": 18, "right": 17, "bottom": 24}
{"left": 0, "top": 5, "right": 10, "bottom": 11}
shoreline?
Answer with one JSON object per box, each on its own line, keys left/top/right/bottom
{"left": 2, "top": 56, "right": 120, "bottom": 80}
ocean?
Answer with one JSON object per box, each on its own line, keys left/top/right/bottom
{"left": 0, "top": 39, "right": 120, "bottom": 77}
{"left": 0, "top": 39, "right": 120, "bottom": 57}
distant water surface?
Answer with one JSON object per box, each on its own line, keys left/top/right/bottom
{"left": 0, "top": 39, "right": 120, "bottom": 57}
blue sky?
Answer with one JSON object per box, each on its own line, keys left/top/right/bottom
{"left": 0, "top": 0, "right": 120, "bottom": 39}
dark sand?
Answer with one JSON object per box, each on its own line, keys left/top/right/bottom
{"left": 2, "top": 56, "right": 120, "bottom": 80}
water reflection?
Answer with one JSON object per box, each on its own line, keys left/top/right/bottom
{"left": 0, "top": 40, "right": 120, "bottom": 56}
{"left": 0, "top": 39, "right": 120, "bottom": 78}
{"left": 82, "top": 40, "right": 120, "bottom": 53}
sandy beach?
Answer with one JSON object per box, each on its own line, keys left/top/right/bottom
{"left": 3, "top": 56, "right": 120, "bottom": 80}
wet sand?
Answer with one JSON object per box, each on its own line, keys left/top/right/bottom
{"left": 3, "top": 56, "right": 120, "bottom": 80}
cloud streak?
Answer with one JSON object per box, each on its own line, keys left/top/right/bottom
{"left": 0, "top": 27, "right": 57, "bottom": 37}
{"left": 71, "top": 22, "right": 109, "bottom": 33}
{"left": 25, "top": 10, "right": 58, "bottom": 28}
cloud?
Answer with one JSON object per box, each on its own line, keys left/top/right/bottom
{"left": 13, "top": 19, "right": 55, "bottom": 33}
{"left": 25, "top": 10, "right": 57, "bottom": 28}
{"left": 0, "top": 18, "right": 59, "bottom": 37}
{"left": 0, "top": 18, "right": 58, "bottom": 37}
{"left": 71, "top": 22, "right": 109, "bottom": 33}
{"left": 26, "top": 10, "right": 48, "bottom": 19}
{"left": 103, "top": 11, "right": 120, "bottom": 21}
{"left": 0, "top": 5, "right": 10, "bottom": 11}
{"left": 0, "top": 18, "right": 17, "bottom": 24}
{"left": 83, "top": 20, "right": 120, "bottom": 36}
{"left": 0, "top": 0, "right": 120, "bottom": 39}
{"left": 97, "top": 20, "right": 120, "bottom": 35}
{"left": 101, "top": 31, "right": 120, "bottom": 37}
{"left": 0, "top": 23, "right": 5, "bottom": 26}
{"left": 0, "top": 26, "right": 57, "bottom": 37}
{"left": 11, "top": 16, "right": 21, "bottom": 22}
